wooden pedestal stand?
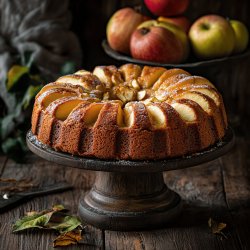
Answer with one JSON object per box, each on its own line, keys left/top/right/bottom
{"left": 26, "top": 128, "right": 234, "bottom": 231}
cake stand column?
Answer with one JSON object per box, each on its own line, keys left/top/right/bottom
{"left": 78, "top": 171, "right": 182, "bottom": 231}
{"left": 27, "top": 128, "right": 235, "bottom": 232}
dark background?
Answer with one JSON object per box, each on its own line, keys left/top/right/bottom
{"left": 69, "top": 0, "right": 250, "bottom": 69}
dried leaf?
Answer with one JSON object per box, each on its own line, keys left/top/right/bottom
{"left": 0, "top": 177, "right": 35, "bottom": 193}
{"left": 208, "top": 218, "right": 227, "bottom": 238}
{"left": 13, "top": 205, "right": 65, "bottom": 232}
{"left": 13, "top": 205, "right": 81, "bottom": 235}
{"left": 53, "top": 229, "right": 83, "bottom": 248}
{"left": 26, "top": 211, "right": 39, "bottom": 217}
{"left": 13, "top": 211, "right": 54, "bottom": 232}
{"left": 48, "top": 215, "right": 82, "bottom": 234}
{"left": 0, "top": 178, "right": 18, "bottom": 183}
{"left": 52, "top": 205, "right": 66, "bottom": 212}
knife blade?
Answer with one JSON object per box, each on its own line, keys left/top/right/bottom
{"left": 0, "top": 182, "right": 73, "bottom": 212}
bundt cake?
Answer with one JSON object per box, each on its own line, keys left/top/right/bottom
{"left": 31, "top": 64, "right": 228, "bottom": 160}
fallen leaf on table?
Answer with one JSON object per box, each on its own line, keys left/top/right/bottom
{"left": 0, "top": 178, "right": 17, "bottom": 183}
{"left": 48, "top": 214, "right": 82, "bottom": 234}
{"left": 13, "top": 205, "right": 84, "bottom": 247}
{"left": 25, "top": 205, "right": 66, "bottom": 217}
{"left": 0, "top": 177, "right": 36, "bottom": 193}
{"left": 13, "top": 205, "right": 66, "bottom": 232}
{"left": 208, "top": 217, "right": 227, "bottom": 239}
{"left": 51, "top": 204, "right": 66, "bottom": 212}
{"left": 53, "top": 229, "right": 83, "bottom": 248}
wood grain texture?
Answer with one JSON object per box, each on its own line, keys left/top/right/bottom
{"left": 220, "top": 138, "right": 250, "bottom": 250}
{"left": 0, "top": 153, "right": 103, "bottom": 250}
{"left": 104, "top": 148, "right": 243, "bottom": 250}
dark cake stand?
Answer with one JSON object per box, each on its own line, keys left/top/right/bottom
{"left": 26, "top": 128, "right": 234, "bottom": 231}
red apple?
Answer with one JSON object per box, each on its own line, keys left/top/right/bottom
{"left": 130, "top": 24, "right": 184, "bottom": 63}
{"left": 189, "top": 15, "right": 236, "bottom": 59}
{"left": 153, "top": 21, "right": 190, "bottom": 61}
{"left": 107, "top": 8, "right": 149, "bottom": 54}
{"left": 158, "top": 16, "right": 191, "bottom": 34}
{"left": 144, "top": 0, "right": 189, "bottom": 17}
{"left": 137, "top": 20, "right": 189, "bottom": 61}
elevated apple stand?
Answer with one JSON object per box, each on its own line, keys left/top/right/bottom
{"left": 26, "top": 128, "right": 234, "bottom": 231}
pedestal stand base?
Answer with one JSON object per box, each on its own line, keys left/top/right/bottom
{"left": 78, "top": 172, "right": 181, "bottom": 231}
{"left": 26, "top": 128, "right": 234, "bottom": 231}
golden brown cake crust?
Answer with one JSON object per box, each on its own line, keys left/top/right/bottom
{"left": 31, "top": 64, "right": 228, "bottom": 160}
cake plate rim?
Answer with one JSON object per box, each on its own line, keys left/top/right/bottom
{"left": 26, "top": 127, "right": 234, "bottom": 173}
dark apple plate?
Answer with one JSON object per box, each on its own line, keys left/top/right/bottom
{"left": 102, "top": 39, "right": 250, "bottom": 69}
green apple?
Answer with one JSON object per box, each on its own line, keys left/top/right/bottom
{"left": 137, "top": 20, "right": 189, "bottom": 61}
{"left": 230, "top": 20, "right": 249, "bottom": 54}
{"left": 189, "top": 15, "right": 236, "bottom": 59}
{"left": 156, "top": 21, "right": 190, "bottom": 61}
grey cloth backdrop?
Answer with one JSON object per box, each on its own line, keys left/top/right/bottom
{"left": 0, "top": 0, "right": 82, "bottom": 112}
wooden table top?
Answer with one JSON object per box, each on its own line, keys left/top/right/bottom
{"left": 0, "top": 135, "right": 249, "bottom": 250}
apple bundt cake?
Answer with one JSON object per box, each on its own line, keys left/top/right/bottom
{"left": 31, "top": 64, "right": 227, "bottom": 160}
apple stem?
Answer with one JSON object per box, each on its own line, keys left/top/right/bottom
{"left": 134, "top": 5, "right": 142, "bottom": 14}
{"left": 140, "top": 27, "right": 150, "bottom": 35}
{"left": 201, "top": 23, "right": 210, "bottom": 30}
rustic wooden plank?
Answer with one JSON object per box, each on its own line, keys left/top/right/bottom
{"left": 220, "top": 137, "right": 250, "bottom": 207}
{"left": 0, "top": 152, "right": 103, "bottom": 250}
{"left": 220, "top": 137, "right": 250, "bottom": 250}
{"left": 166, "top": 160, "right": 226, "bottom": 207}
{"left": 105, "top": 155, "right": 241, "bottom": 249}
